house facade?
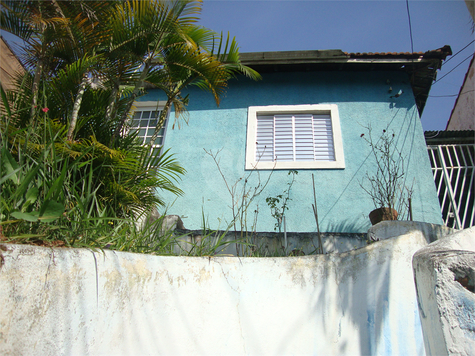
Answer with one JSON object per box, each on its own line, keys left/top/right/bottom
{"left": 0, "top": 36, "right": 24, "bottom": 92}
{"left": 138, "top": 47, "right": 451, "bottom": 233}
{"left": 446, "top": 54, "right": 474, "bottom": 130}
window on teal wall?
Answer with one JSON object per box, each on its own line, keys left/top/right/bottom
{"left": 246, "top": 104, "right": 345, "bottom": 170}
{"left": 130, "top": 101, "right": 168, "bottom": 158}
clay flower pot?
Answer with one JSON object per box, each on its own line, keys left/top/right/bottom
{"left": 369, "top": 207, "right": 398, "bottom": 225}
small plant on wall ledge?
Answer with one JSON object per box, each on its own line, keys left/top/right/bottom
{"left": 266, "top": 170, "right": 297, "bottom": 255}
{"left": 266, "top": 170, "right": 297, "bottom": 233}
{"left": 359, "top": 126, "right": 413, "bottom": 225}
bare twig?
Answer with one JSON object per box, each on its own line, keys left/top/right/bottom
{"left": 204, "top": 148, "right": 274, "bottom": 256}
{"left": 359, "top": 125, "right": 413, "bottom": 218}
{"left": 312, "top": 174, "right": 323, "bottom": 254}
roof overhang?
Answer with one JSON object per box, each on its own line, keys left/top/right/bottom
{"left": 239, "top": 46, "right": 452, "bottom": 116}
{"left": 425, "top": 130, "right": 475, "bottom": 145}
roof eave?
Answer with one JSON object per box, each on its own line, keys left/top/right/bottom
{"left": 239, "top": 46, "right": 452, "bottom": 117}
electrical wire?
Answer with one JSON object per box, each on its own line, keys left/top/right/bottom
{"left": 433, "top": 53, "right": 474, "bottom": 85}
{"left": 444, "top": 39, "right": 475, "bottom": 64}
{"left": 406, "top": 0, "right": 414, "bottom": 54}
{"left": 424, "top": 131, "right": 442, "bottom": 139}
{"left": 405, "top": 0, "right": 417, "bottom": 88}
{"left": 429, "top": 90, "right": 475, "bottom": 98}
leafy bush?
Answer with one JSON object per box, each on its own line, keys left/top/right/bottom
{"left": 0, "top": 0, "right": 258, "bottom": 254}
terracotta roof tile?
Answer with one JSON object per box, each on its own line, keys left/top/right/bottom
{"left": 344, "top": 45, "right": 452, "bottom": 60}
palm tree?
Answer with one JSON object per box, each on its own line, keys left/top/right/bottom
{"left": 147, "top": 30, "right": 260, "bottom": 136}
{"left": 1, "top": 0, "right": 72, "bottom": 120}
{"left": 106, "top": 0, "right": 261, "bottom": 144}
{"left": 0, "top": 0, "right": 113, "bottom": 128}
{"left": 1, "top": 0, "right": 260, "bottom": 223}
{"left": 1, "top": 0, "right": 260, "bottom": 142}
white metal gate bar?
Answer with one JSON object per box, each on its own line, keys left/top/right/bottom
{"left": 427, "top": 144, "right": 475, "bottom": 229}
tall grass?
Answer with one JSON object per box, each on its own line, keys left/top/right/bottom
{"left": 1, "top": 90, "right": 311, "bottom": 257}
{"left": 1, "top": 88, "right": 171, "bottom": 252}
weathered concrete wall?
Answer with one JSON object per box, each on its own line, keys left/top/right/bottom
{"left": 446, "top": 55, "right": 474, "bottom": 131}
{"left": 413, "top": 226, "right": 475, "bottom": 355}
{"left": 175, "top": 229, "right": 369, "bottom": 256}
{"left": 0, "top": 222, "right": 452, "bottom": 355}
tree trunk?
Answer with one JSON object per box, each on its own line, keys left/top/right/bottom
{"left": 104, "top": 84, "right": 119, "bottom": 124}
{"left": 148, "top": 98, "right": 172, "bottom": 145}
{"left": 112, "top": 61, "right": 151, "bottom": 144}
{"left": 67, "top": 75, "right": 88, "bottom": 141}
{"left": 30, "top": 57, "right": 44, "bottom": 121}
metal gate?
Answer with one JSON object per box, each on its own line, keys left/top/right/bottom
{"left": 427, "top": 144, "right": 475, "bottom": 229}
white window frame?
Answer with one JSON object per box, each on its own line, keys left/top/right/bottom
{"left": 130, "top": 101, "right": 169, "bottom": 153}
{"left": 245, "top": 104, "right": 345, "bottom": 170}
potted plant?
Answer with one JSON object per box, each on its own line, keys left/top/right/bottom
{"left": 360, "top": 126, "right": 413, "bottom": 225}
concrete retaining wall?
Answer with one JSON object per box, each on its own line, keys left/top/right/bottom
{"left": 413, "top": 226, "right": 475, "bottom": 355}
{"left": 175, "top": 230, "right": 369, "bottom": 256}
{"left": 0, "top": 222, "right": 453, "bottom": 355}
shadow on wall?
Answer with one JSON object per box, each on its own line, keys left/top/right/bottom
{"left": 324, "top": 219, "right": 370, "bottom": 235}
{"left": 157, "top": 65, "right": 439, "bottom": 233}
{"left": 1, "top": 221, "right": 453, "bottom": 355}
{"left": 309, "top": 243, "right": 392, "bottom": 355}
{"left": 321, "top": 104, "right": 427, "bottom": 232}
{"left": 180, "top": 71, "right": 416, "bottom": 112}
{"left": 413, "top": 226, "right": 475, "bottom": 355}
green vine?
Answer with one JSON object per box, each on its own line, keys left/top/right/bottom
{"left": 266, "top": 170, "right": 297, "bottom": 232}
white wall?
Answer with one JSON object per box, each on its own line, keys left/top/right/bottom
{"left": 0, "top": 222, "right": 453, "bottom": 356}
{"left": 447, "top": 55, "right": 474, "bottom": 130}
{"left": 413, "top": 226, "right": 475, "bottom": 356}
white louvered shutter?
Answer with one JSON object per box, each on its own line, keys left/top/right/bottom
{"left": 294, "top": 114, "right": 315, "bottom": 161}
{"left": 313, "top": 114, "right": 335, "bottom": 161}
{"left": 274, "top": 115, "right": 294, "bottom": 161}
{"left": 256, "top": 115, "right": 274, "bottom": 161}
{"left": 255, "top": 113, "right": 336, "bottom": 163}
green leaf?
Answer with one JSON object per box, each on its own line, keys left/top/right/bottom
{"left": 25, "top": 187, "right": 39, "bottom": 205}
{"left": 11, "top": 211, "right": 39, "bottom": 222}
{"left": 39, "top": 160, "right": 68, "bottom": 216}
{"left": 12, "top": 164, "right": 40, "bottom": 201}
{"left": 0, "top": 86, "right": 12, "bottom": 117}
{"left": 5, "top": 234, "right": 46, "bottom": 240}
{"left": 1, "top": 147, "right": 21, "bottom": 185}
{"left": 0, "top": 167, "right": 22, "bottom": 185}
{"left": 38, "top": 200, "right": 65, "bottom": 223}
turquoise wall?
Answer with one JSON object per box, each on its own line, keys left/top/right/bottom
{"left": 140, "top": 70, "right": 443, "bottom": 233}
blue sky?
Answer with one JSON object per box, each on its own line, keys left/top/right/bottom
{"left": 198, "top": 0, "right": 474, "bottom": 131}
{"left": 1, "top": 1, "right": 472, "bottom": 131}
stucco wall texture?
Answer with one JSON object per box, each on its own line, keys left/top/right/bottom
{"left": 413, "top": 226, "right": 475, "bottom": 355}
{"left": 447, "top": 57, "right": 474, "bottom": 130}
{"left": 143, "top": 70, "right": 443, "bottom": 233}
{"left": 0, "top": 222, "right": 453, "bottom": 356}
